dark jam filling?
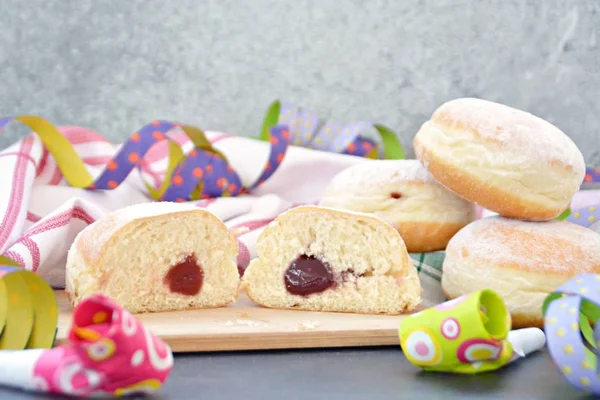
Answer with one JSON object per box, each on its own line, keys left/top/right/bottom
{"left": 163, "top": 254, "right": 204, "bottom": 296}
{"left": 390, "top": 192, "right": 402, "bottom": 199}
{"left": 237, "top": 264, "right": 246, "bottom": 277}
{"left": 284, "top": 254, "right": 335, "bottom": 296}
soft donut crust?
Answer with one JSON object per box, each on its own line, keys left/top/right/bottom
{"left": 414, "top": 98, "right": 585, "bottom": 221}
{"left": 441, "top": 216, "right": 600, "bottom": 328}
{"left": 319, "top": 160, "right": 476, "bottom": 252}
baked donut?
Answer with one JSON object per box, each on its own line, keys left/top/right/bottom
{"left": 318, "top": 159, "right": 476, "bottom": 252}
{"left": 442, "top": 216, "right": 600, "bottom": 328}
{"left": 413, "top": 98, "right": 585, "bottom": 221}
{"left": 241, "top": 205, "right": 422, "bottom": 314}
{"left": 66, "top": 202, "right": 240, "bottom": 313}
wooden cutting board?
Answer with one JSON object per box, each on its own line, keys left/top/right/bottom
{"left": 55, "top": 291, "right": 420, "bottom": 352}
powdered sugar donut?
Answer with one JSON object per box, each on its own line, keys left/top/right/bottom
{"left": 414, "top": 98, "right": 585, "bottom": 221}
{"left": 442, "top": 216, "right": 600, "bottom": 328}
{"left": 319, "top": 160, "right": 476, "bottom": 252}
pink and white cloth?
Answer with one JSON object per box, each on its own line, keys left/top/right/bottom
{"left": 0, "top": 126, "right": 597, "bottom": 305}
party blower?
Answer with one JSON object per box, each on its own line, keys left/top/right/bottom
{"left": 399, "top": 289, "right": 546, "bottom": 373}
{"left": 0, "top": 295, "right": 173, "bottom": 397}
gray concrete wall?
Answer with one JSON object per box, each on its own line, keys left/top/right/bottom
{"left": 0, "top": 0, "right": 599, "bottom": 164}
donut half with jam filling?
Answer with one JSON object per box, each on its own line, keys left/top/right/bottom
{"left": 242, "top": 205, "right": 422, "bottom": 314}
{"left": 66, "top": 202, "right": 239, "bottom": 313}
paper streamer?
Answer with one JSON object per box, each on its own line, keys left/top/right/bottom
{"left": 559, "top": 166, "right": 600, "bottom": 227}
{"left": 543, "top": 274, "right": 600, "bottom": 394}
{"left": 585, "top": 166, "right": 600, "bottom": 183}
{"left": 0, "top": 266, "right": 57, "bottom": 350}
{"left": 556, "top": 166, "right": 600, "bottom": 224}
{"left": 566, "top": 204, "right": 600, "bottom": 233}
{"left": 259, "top": 100, "right": 405, "bottom": 159}
{"left": 0, "top": 294, "right": 173, "bottom": 397}
{"left": 0, "top": 115, "right": 291, "bottom": 201}
{"left": 399, "top": 289, "right": 545, "bottom": 374}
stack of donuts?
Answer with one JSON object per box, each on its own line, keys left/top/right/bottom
{"left": 322, "top": 97, "right": 600, "bottom": 327}
{"left": 414, "top": 98, "right": 600, "bottom": 328}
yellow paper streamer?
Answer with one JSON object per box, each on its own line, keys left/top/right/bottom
{"left": 0, "top": 115, "right": 289, "bottom": 201}
{"left": 0, "top": 264, "right": 58, "bottom": 350}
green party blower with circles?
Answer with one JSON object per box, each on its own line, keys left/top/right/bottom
{"left": 399, "top": 289, "right": 546, "bottom": 374}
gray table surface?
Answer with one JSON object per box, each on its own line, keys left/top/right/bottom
{"left": 0, "top": 346, "right": 591, "bottom": 399}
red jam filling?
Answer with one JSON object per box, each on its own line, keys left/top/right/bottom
{"left": 163, "top": 254, "right": 203, "bottom": 296}
{"left": 284, "top": 254, "right": 334, "bottom": 296}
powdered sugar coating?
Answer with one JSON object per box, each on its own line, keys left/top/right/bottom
{"left": 319, "top": 159, "right": 476, "bottom": 227}
{"left": 278, "top": 204, "right": 393, "bottom": 226}
{"left": 431, "top": 98, "right": 585, "bottom": 170}
{"left": 447, "top": 216, "right": 600, "bottom": 274}
{"left": 324, "top": 159, "right": 436, "bottom": 192}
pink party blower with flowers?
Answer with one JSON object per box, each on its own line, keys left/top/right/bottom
{"left": 0, "top": 295, "right": 173, "bottom": 397}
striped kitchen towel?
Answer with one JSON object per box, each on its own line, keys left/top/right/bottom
{"left": 1, "top": 124, "right": 596, "bottom": 307}
{"left": 410, "top": 252, "right": 446, "bottom": 307}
